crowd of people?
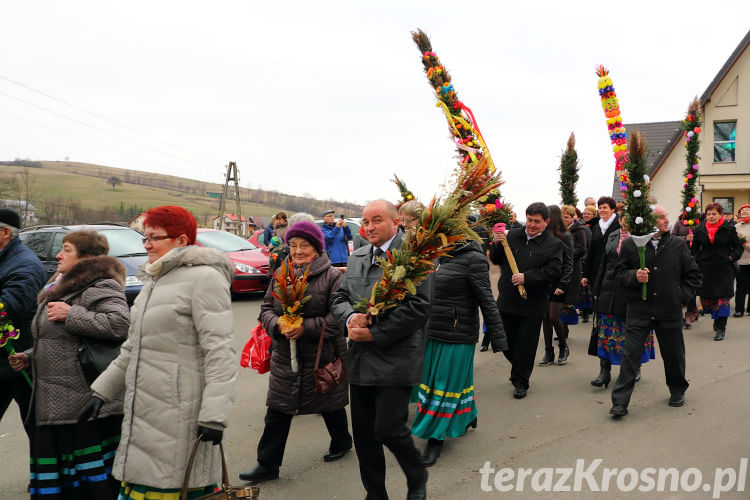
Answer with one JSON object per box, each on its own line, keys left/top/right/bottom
{"left": 0, "top": 190, "right": 748, "bottom": 499}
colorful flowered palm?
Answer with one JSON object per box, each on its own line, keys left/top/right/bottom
{"left": 622, "top": 130, "right": 657, "bottom": 300}
{"left": 0, "top": 302, "right": 32, "bottom": 388}
{"left": 679, "top": 98, "right": 703, "bottom": 228}
{"left": 596, "top": 66, "right": 629, "bottom": 194}
{"left": 596, "top": 65, "right": 654, "bottom": 299}
{"left": 478, "top": 190, "right": 512, "bottom": 229}
{"left": 353, "top": 30, "right": 505, "bottom": 316}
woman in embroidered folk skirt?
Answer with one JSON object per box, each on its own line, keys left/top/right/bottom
{"left": 10, "top": 231, "right": 130, "bottom": 499}
{"left": 691, "top": 202, "right": 744, "bottom": 340}
{"left": 587, "top": 212, "right": 654, "bottom": 389}
{"left": 410, "top": 240, "right": 507, "bottom": 467}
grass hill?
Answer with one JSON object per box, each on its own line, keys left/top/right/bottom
{"left": 0, "top": 160, "right": 363, "bottom": 227}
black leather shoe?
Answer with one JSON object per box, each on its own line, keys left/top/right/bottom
{"left": 609, "top": 404, "right": 628, "bottom": 418}
{"left": 479, "top": 345, "right": 489, "bottom": 352}
{"left": 323, "top": 445, "right": 351, "bottom": 462}
{"left": 538, "top": 350, "right": 554, "bottom": 366}
{"left": 407, "top": 470, "right": 428, "bottom": 499}
{"left": 421, "top": 439, "right": 443, "bottom": 467}
{"left": 557, "top": 345, "right": 569, "bottom": 365}
{"left": 714, "top": 329, "right": 725, "bottom": 341}
{"left": 238, "top": 463, "right": 279, "bottom": 484}
{"left": 513, "top": 385, "right": 527, "bottom": 399}
{"left": 734, "top": 311, "right": 744, "bottom": 318}
{"left": 668, "top": 393, "right": 685, "bottom": 407}
{"left": 465, "top": 416, "right": 477, "bottom": 432}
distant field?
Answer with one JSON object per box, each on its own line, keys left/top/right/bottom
{"left": 0, "top": 163, "right": 283, "bottom": 221}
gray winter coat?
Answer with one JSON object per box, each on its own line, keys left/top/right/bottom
{"left": 261, "top": 254, "right": 347, "bottom": 414}
{"left": 91, "top": 246, "right": 237, "bottom": 489}
{"left": 29, "top": 256, "right": 129, "bottom": 425}
{"left": 330, "top": 231, "right": 431, "bottom": 386}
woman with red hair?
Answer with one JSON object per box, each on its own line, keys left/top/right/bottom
{"left": 691, "top": 202, "right": 744, "bottom": 340}
{"left": 80, "top": 205, "right": 239, "bottom": 499}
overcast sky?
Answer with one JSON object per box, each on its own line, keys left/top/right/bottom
{"left": 1, "top": 1, "right": 749, "bottom": 214}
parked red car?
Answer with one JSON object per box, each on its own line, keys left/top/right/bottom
{"left": 195, "top": 229, "right": 269, "bottom": 294}
{"left": 248, "top": 229, "right": 270, "bottom": 256}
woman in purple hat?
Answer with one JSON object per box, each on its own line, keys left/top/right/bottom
{"left": 239, "top": 221, "right": 352, "bottom": 485}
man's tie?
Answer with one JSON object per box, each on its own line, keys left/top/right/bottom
{"left": 373, "top": 247, "right": 385, "bottom": 264}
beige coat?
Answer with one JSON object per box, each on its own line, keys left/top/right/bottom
{"left": 92, "top": 246, "right": 237, "bottom": 489}
{"left": 736, "top": 221, "right": 750, "bottom": 266}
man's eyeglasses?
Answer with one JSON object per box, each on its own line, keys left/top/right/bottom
{"left": 142, "top": 235, "right": 173, "bottom": 244}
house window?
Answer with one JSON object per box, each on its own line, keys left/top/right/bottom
{"left": 713, "top": 121, "right": 736, "bottom": 162}
{"left": 713, "top": 197, "right": 734, "bottom": 215}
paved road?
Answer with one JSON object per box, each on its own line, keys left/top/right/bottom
{"left": 2, "top": 287, "right": 749, "bottom": 499}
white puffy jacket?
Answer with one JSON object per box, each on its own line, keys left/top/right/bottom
{"left": 92, "top": 245, "right": 237, "bottom": 489}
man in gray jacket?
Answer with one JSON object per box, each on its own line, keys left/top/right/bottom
{"left": 331, "top": 199, "right": 430, "bottom": 500}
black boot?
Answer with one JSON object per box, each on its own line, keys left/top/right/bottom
{"left": 557, "top": 344, "right": 569, "bottom": 364}
{"left": 465, "top": 416, "right": 477, "bottom": 432}
{"left": 539, "top": 349, "right": 554, "bottom": 366}
{"left": 421, "top": 439, "right": 443, "bottom": 467}
{"left": 590, "top": 358, "right": 611, "bottom": 388}
{"left": 714, "top": 328, "right": 726, "bottom": 341}
{"left": 582, "top": 310, "right": 589, "bottom": 323}
{"left": 714, "top": 318, "right": 727, "bottom": 341}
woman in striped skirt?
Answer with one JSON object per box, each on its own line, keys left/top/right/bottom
{"left": 9, "top": 231, "right": 129, "bottom": 499}
{"left": 410, "top": 239, "right": 507, "bottom": 467}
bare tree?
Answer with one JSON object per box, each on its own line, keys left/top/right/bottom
{"left": 107, "top": 176, "right": 122, "bottom": 190}
{"left": 10, "top": 167, "right": 43, "bottom": 227}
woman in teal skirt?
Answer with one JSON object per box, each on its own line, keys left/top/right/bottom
{"left": 411, "top": 240, "right": 507, "bottom": 467}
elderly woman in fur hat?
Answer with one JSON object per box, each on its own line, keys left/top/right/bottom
{"left": 240, "top": 220, "right": 352, "bottom": 485}
{"left": 10, "top": 230, "right": 130, "bottom": 499}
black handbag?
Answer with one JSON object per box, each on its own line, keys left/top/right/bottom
{"left": 63, "top": 280, "right": 123, "bottom": 384}
{"left": 78, "top": 337, "right": 121, "bottom": 385}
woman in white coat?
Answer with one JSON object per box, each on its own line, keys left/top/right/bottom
{"left": 79, "top": 205, "right": 238, "bottom": 500}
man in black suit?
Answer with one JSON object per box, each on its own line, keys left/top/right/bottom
{"left": 490, "top": 202, "right": 563, "bottom": 399}
{"left": 610, "top": 206, "right": 702, "bottom": 417}
{"left": 331, "top": 199, "right": 430, "bottom": 500}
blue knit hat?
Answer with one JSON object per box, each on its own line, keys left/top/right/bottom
{"left": 284, "top": 221, "right": 325, "bottom": 254}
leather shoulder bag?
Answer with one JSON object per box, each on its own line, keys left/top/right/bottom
{"left": 313, "top": 323, "right": 345, "bottom": 394}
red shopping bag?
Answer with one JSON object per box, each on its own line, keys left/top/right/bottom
{"left": 240, "top": 322, "right": 271, "bottom": 374}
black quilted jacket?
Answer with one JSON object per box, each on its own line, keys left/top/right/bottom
{"left": 425, "top": 241, "right": 507, "bottom": 350}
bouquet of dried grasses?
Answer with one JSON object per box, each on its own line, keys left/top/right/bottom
{"left": 271, "top": 260, "right": 311, "bottom": 372}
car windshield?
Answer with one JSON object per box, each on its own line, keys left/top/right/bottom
{"left": 98, "top": 229, "right": 148, "bottom": 257}
{"left": 197, "top": 231, "right": 257, "bottom": 252}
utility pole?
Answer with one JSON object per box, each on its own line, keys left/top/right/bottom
{"left": 217, "top": 161, "right": 245, "bottom": 236}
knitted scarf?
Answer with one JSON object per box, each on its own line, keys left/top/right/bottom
{"left": 706, "top": 216, "right": 725, "bottom": 244}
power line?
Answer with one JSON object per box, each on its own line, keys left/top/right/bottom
{"left": 0, "top": 89, "right": 210, "bottom": 169}
{"left": 0, "top": 73, "right": 218, "bottom": 165}
{"left": 0, "top": 108, "right": 148, "bottom": 164}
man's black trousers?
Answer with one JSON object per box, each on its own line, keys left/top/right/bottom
{"left": 500, "top": 311, "right": 544, "bottom": 390}
{"left": 349, "top": 384, "right": 426, "bottom": 500}
{"left": 611, "top": 317, "right": 689, "bottom": 407}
